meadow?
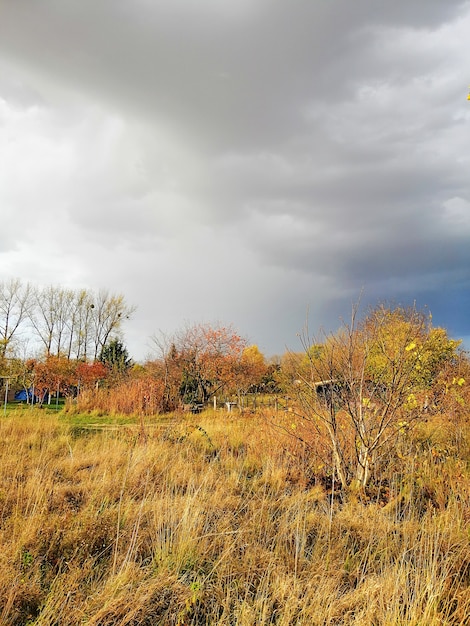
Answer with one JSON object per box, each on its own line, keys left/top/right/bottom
{"left": 0, "top": 406, "right": 469, "bottom": 625}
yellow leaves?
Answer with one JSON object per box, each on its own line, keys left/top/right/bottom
{"left": 403, "top": 393, "right": 418, "bottom": 411}
{"left": 241, "top": 344, "right": 266, "bottom": 367}
{"left": 397, "top": 420, "right": 409, "bottom": 434}
{"left": 405, "top": 342, "right": 417, "bottom": 352}
{"left": 441, "top": 376, "right": 467, "bottom": 408}
{"left": 238, "top": 344, "right": 268, "bottom": 391}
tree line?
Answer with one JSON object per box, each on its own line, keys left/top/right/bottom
{"left": 0, "top": 278, "right": 275, "bottom": 410}
{"left": 0, "top": 278, "right": 134, "bottom": 360}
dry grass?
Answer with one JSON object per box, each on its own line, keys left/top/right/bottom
{"left": 0, "top": 409, "right": 469, "bottom": 625}
{"left": 66, "top": 376, "right": 167, "bottom": 416}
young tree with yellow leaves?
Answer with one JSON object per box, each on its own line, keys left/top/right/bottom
{"left": 234, "top": 344, "right": 268, "bottom": 407}
{"left": 295, "top": 303, "right": 462, "bottom": 492}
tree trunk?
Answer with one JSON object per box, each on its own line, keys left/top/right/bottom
{"left": 330, "top": 435, "right": 348, "bottom": 491}
{"left": 355, "top": 444, "right": 371, "bottom": 490}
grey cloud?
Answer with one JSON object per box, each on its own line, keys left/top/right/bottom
{"left": 1, "top": 0, "right": 469, "bottom": 358}
{"left": 1, "top": 1, "right": 465, "bottom": 150}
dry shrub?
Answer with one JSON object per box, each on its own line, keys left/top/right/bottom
{"left": 69, "top": 376, "right": 168, "bottom": 416}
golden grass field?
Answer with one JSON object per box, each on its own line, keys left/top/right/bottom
{"left": 0, "top": 408, "right": 469, "bottom": 625}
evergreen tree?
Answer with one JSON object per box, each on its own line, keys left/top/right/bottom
{"left": 99, "top": 339, "right": 132, "bottom": 375}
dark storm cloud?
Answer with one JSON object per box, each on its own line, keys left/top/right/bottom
{"left": 0, "top": 0, "right": 469, "bottom": 357}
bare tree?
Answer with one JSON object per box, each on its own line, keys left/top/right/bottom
{"left": 66, "top": 289, "right": 94, "bottom": 360}
{"left": 29, "top": 285, "right": 61, "bottom": 356}
{"left": 28, "top": 285, "right": 135, "bottom": 360}
{"left": 0, "top": 278, "right": 32, "bottom": 358}
{"left": 90, "top": 290, "right": 136, "bottom": 360}
{"left": 53, "top": 288, "right": 75, "bottom": 356}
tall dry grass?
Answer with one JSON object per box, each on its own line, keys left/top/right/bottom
{"left": 0, "top": 409, "right": 468, "bottom": 625}
{"left": 68, "top": 376, "right": 167, "bottom": 416}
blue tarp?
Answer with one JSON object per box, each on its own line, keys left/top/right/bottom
{"left": 14, "top": 388, "right": 35, "bottom": 402}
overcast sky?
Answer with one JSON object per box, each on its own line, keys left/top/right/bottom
{"left": 1, "top": 1, "right": 469, "bottom": 360}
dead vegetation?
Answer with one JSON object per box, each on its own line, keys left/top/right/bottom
{"left": 0, "top": 407, "right": 469, "bottom": 625}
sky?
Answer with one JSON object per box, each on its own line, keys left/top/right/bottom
{"left": 1, "top": 0, "right": 470, "bottom": 361}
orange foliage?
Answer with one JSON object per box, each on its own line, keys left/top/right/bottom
{"left": 32, "top": 356, "right": 77, "bottom": 403}
{"left": 76, "top": 361, "right": 108, "bottom": 390}
{"left": 73, "top": 375, "right": 167, "bottom": 416}
{"left": 176, "top": 323, "right": 247, "bottom": 402}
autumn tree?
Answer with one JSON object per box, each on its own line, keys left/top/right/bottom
{"left": 150, "top": 323, "right": 247, "bottom": 407}
{"left": 176, "top": 323, "right": 247, "bottom": 405}
{"left": 294, "top": 303, "right": 461, "bottom": 492}
{"left": 148, "top": 333, "right": 184, "bottom": 412}
{"left": 260, "top": 359, "right": 282, "bottom": 394}
{"left": 234, "top": 344, "right": 268, "bottom": 404}
{"left": 274, "top": 351, "right": 304, "bottom": 394}
{"left": 0, "top": 356, "right": 29, "bottom": 401}
{"left": 31, "top": 356, "right": 77, "bottom": 405}
{"left": 76, "top": 360, "right": 108, "bottom": 391}
{"left": 433, "top": 350, "right": 470, "bottom": 427}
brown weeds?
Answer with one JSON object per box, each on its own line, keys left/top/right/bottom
{"left": 0, "top": 409, "right": 468, "bottom": 625}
